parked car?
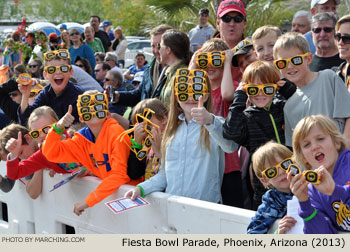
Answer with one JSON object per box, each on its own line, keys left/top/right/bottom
{"left": 124, "top": 39, "right": 151, "bottom": 68}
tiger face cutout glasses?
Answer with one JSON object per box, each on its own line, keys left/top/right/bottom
{"left": 244, "top": 84, "right": 277, "bottom": 96}
{"left": 176, "top": 68, "right": 207, "bottom": 78}
{"left": 29, "top": 89, "right": 42, "bottom": 98}
{"left": 79, "top": 110, "right": 108, "bottom": 122}
{"left": 77, "top": 93, "right": 108, "bottom": 107}
{"left": 261, "top": 158, "right": 294, "bottom": 179}
{"left": 78, "top": 104, "right": 107, "bottom": 114}
{"left": 43, "top": 49, "right": 70, "bottom": 61}
{"left": 44, "top": 64, "right": 72, "bottom": 74}
{"left": 29, "top": 124, "right": 53, "bottom": 139}
{"left": 196, "top": 51, "right": 226, "bottom": 69}
{"left": 273, "top": 53, "right": 310, "bottom": 70}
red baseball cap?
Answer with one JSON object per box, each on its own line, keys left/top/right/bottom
{"left": 217, "top": 0, "right": 246, "bottom": 18}
{"left": 49, "top": 33, "right": 58, "bottom": 40}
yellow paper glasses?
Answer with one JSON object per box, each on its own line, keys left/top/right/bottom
{"left": 196, "top": 51, "right": 226, "bottom": 69}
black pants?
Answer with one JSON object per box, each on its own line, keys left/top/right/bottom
{"left": 221, "top": 171, "right": 244, "bottom": 208}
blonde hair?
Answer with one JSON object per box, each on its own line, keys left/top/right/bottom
{"left": 252, "top": 25, "right": 281, "bottom": 41}
{"left": 0, "top": 124, "right": 29, "bottom": 154}
{"left": 242, "top": 60, "right": 280, "bottom": 84}
{"left": 336, "top": 14, "right": 350, "bottom": 32}
{"left": 160, "top": 72, "right": 213, "bottom": 165}
{"left": 273, "top": 32, "right": 310, "bottom": 59}
{"left": 27, "top": 106, "right": 59, "bottom": 130}
{"left": 130, "top": 98, "right": 168, "bottom": 125}
{"left": 201, "top": 38, "right": 229, "bottom": 52}
{"left": 252, "top": 141, "right": 293, "bottom": 188}
{"left": 292, "top": 115, "right": 346, "bottom": 170}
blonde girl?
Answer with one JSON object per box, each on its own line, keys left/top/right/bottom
{"left": 125, "top": 69, "right": 238, "bottom": 203}
{"left": 290, "top": 115, "right": 350, "bottom": 234}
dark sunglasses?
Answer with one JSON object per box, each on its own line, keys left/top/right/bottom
{"left": 94, "top": 69, "right": 100, "bottom": 72}
{"left": 312, "top": 27, "right": 333, "bottom": 34}
{"left": 104, "top": 78, "right": 113, "bottom": 82}
{"left": 29, "top": 65, "right": 38, "bottom": 68}
{"left": 70, "top": 32, "right": 80, "bottom": 36}
{"left": 221, "top": 14, "right": 245, "bottom": 24}
{"left": 335, "top": 33, "right": 350, "bottom": 44}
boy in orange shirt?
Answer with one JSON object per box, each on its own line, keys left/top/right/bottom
{"left": 42, "top": 90, "right": 140, "bottom": 216}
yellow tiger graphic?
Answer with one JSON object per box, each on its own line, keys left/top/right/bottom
{"left": 332, "top": 201, "right": 350, "bottom": 231}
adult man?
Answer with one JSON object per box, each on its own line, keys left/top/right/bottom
{"left": 94, "top": 62, "right": 111, "bottom": 87}
{"left": 103, "top": 70, "right": 126, "bottom": 116}
{"left": 188, "top": 8, "right": 215, "bottom": 51}
{"left": 114, "top": 24, "right": 173, "bottom": 107}
{"left": 291, "top": 10, "right": 312, "bottom": 34}
{"left": 305, "top": 0, "right": 340, "bottom": 54}
{"left": 90, "top": 16, "right": 111, "bottom": 52}
{"left": 104, "top": 52, "right": 123, "bottom": 77}
{"left": 309, "top": 12, "right": 345, "bottom": 71}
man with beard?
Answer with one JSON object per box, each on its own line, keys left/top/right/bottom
{"left": 90, "top": 15, "right": 111, "bottom": 52}
{"left": 309, "top": 12, "right": 345, "bottom": 71}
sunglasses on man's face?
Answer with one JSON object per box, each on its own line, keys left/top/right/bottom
{"left": 29, "top": 124, "right": 52, "bottom": 139}
{"left": 43, "top": 49, "right": 70, "bottom": 61}
{"left": 335, "top": 33, "right": 350, "bottom": 44}
{"left": 273, "top": 53, "right": 310, "bottom": 70}
{"left": 261, "top": 158, "right": 294, "bottom": 180}
{"left": 221, "top": 14, "right": 245, "bottom": 23}
{"left": 44, "top": 64, "right": 72, "bottom": 74}
{"left": 80, "top": 110, "right": 108, "bottom": 122}
{"left": 244, "top": 84, "right": 277, "bottom": 96}
{"left": 29, "top": 89, "right": 42, "bottom": 98}
{"left": 312, "top": 27, "right": 333, "bottom": 34}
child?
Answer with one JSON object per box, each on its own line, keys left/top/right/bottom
{"left": 290, "top": 115, "right": 350, "bottom": 234}
{"left": 127, "top": 98, "right": 168, "bottom": 181}
{"left": 42, "top": 90, "right": 141, "bottom": 216}
{"left": 247, "top": 141, "right": 295, "bottom": 234}
{"left": 17, "top": 49, "right": 84, "bottom": 126}
{"left": 124, "top": 68, "right": 238, "bottom": 203}
{"left": 223, "top": 60, "right": 296, "bottom": 208}
{"left": 231, "top": 39, "right": 257, "bottom": 73}
{"left": 252, "top": 25, "right": 281, "bottom": 62}
{"left": 193, "top": 38, "right": 243, "bottom": 208}
{"left": 273, "top": 32, "right": 350, "bottom": 147}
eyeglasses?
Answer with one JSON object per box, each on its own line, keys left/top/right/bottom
{"left": 233, "top": 39, "right": 253, "bottom": 53}
{"left": 135, "top": 108, "right": 160, "bottom": 137}
{"left": 43, "top": 49, "right": 70, "bottom": 61}
{"left": 70, "top": 32, "right": 80, "bottom": 36}
{"left": 8, "top": 92, "right": 19, "bottom": 97}
{"left": 78, "top": 93, "right": 108, "bottom": 106}
{"left": 176, "top": 81, "right": 208, "bottom": 93}
{"left": 28, "top": 65, "right": 38, "bottom": 68}
{"left": 221, "top": 14, "right": 245, "bottom": 23}
{"left": 94, "top": 69, "right": 101, "bottom": 72}
{"left": 335, "top": 33, "right": 350, "bottom": 44}
{"left": 75, "top": 64, "right": 84, "bottom": 68}
{"left": 78, "top": 104, "right": 107, "bottom": 114}
{"left": 29, "top": 89, "right": 42, "bottom": 98}
{"left": 44, "top": 64, "right": 72, "bottom": 74}
{"left": 196, "top": 51, "right": 226, "bottom": 69}
{"left": 80, "top": 110, "right": 108, "bottom": 122}
{"left": 261, "top": 158, "right": 294, "bottom": 179}
{"left": 312, "top": 27, "right": 334, "bottom": 34}
{"left": 29, "top": 124, "right": 52, "bottom": 139}
{"left": 176, "top": 68, "right": 207, "bottom": 78}
{"left": 244, "top": 84, "right": 277, "bottom": 96}
{"left": 176, "top": 92, "right": 206, "bottom": 103}
{"left": 273, "top": 53, "right": 310, "bottom": 70}
{"left": 287, "top": 164, "right": 301, "bottom": 176}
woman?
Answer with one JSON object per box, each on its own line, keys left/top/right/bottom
{"left": 84, "top": 26, "right": 104, "bottom": 53}
{"left": 27, "top": 59, "right": 43, "bottom": 79}
{"left": 112, "top": 28, "right": 128, "bottom": 68}
{"left": 335, "top": 14, "right": 350, "bottom": 92}
{"left": 157, "top": 29, "right": 191, "bottom": 107}
{"left": 60, "top": 30, "right": 71, "bottom": 49}
{"left": 74, "top": 56, "right": 92, "bottom": 76}
{"left": 68, "top": 29, "right": 96, "bottom": 76}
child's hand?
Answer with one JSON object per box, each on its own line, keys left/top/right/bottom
{"left": 73, "top": 201, "right": 89, "bottom": 216}
{"left": 124, "top": 187, "right": 141, "bottom": 201}
{"left": 150, "top": 126, "right": 162, "bottom": 158}
{"left": 313, "top": 166, "right": 335, "bottom": 196}
{"left": 191, "top": 96, "right": 213, "bottom": 125}
{"left": 134, "top": 122, "right": 147, "bottom": 144}
{"left": 277, "top": 80, "right": 286, "bottom": 88}
{"left": 48, "top": 169, "right": 56, "bottom": 177}
{"left": 18, "top": 82, "right": 32, "bottom": 98}
{"left": 5, "top": 131, "right": 23, "bottom": 159}
{"left": 225, "top": 49, "right": 234, "bottom": 61}
{"left": 288, "top": 171, "right": 309, "bottom": 202}
{"left": 277, "top": 216, "right": 297, "bottom": 234}
{"left": 56, "top": 105, "right": 75, "bottom": 129}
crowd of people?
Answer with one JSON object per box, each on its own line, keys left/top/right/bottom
{"left": 0, "top": 0, "right": 350, "bottom": 234}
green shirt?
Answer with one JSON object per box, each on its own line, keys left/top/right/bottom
{"left": 87, "top": 37, "right": 105, "bottom": 53}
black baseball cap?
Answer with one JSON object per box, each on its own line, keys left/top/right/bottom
{"left": 199, "top": 8, "right": 209, "bottom": 15}
{"left": 232, "top": 39, "right": 254, "bottom": 67}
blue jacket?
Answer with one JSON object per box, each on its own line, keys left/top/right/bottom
{"left": 247, "top": 189, "right": 293, "bottom": 234}
{"left": 18, "top": 81, "right": 84, "bottom": 125}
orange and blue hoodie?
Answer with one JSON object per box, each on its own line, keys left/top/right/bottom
{"left": 42, "top": 118, "right": 140, "bottom": 207}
